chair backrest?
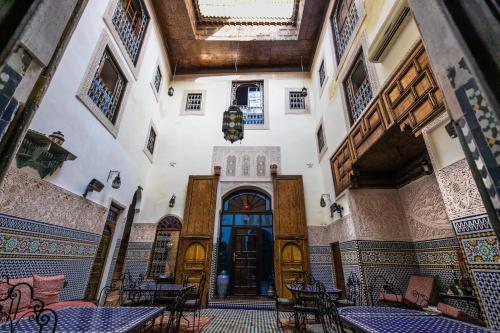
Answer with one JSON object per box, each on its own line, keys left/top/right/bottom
{"left": 404, "top": 275, "right": 435, "bottom": 308}
{"left": 97, "top": 279, "right": 123, "bottom": 307}
{"left": 0, "top": 279, "right": 58, "bottom": 333}
{"left": 346, "top": 272, "right": 362, "bottom": 305}
{"left": 316, "top": 290, "right": 344, "bottom": 333}
{"left": 165, "top": 289, "right": 188, "bottom": 333}
{"left": 195, "top": 272, "right": 206, "bottom": 300}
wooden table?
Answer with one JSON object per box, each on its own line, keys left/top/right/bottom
{"left": 0, "top": 306, "right": 164, "bottom": 333}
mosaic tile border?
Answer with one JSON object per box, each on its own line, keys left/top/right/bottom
{"left": 0, "top": 213, "right": 100, "bottom": 243}
{"left": 451, "top": 214, "right": 492, "bottom": 236}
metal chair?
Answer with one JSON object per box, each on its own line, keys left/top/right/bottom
{"left": 0, "top": 278, "right": 58, "bottom": 333}
{"left": 164, "top": 289, "right": 188, "bottom": 333}
{"left": 183, "top": 272, "right": 206, "bottom": 331}
{"left": 336, "top": 272, "right": 361, "bottom": 307}
{"left": 274, "top": 280, "right": 295, "bottom": 331}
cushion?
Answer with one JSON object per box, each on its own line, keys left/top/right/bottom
{"left": 277, "top": 297, "right": 294, "bottom": 305}
{"left": 404, "top": 275, "right": 435, "bottom": 308}
{"left": 46, "top": 300, "right": 96, "bottom": 311}
{"left": 379, "top": 292, "right": 404, "bottom": 303}
{"left": 0, "top": 277, "right": 34, "bottom": 314}
{"left": 33, "top": 275, "right": 65, "bottom": 305}
{"left": 437, "top": 302, "right": 484, "bottom": 327}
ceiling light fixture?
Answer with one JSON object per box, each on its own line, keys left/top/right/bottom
{"left": 301, "top": 56, "right": 308, "bottom": 97}
{"left": 168, "top": 60, "right": 177, "bottom": 97}
{"left": 222, "top": 27, "right": 244, "bottom": 144}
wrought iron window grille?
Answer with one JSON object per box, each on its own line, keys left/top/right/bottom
{"left": 332, "top": 0, "right": 359, "bottom": 61}
{"left": 231, "top": 81, "right": 265, "bottom": 125}
{"left": 289, "top": 91, "right": 306, "bottom": 109}
{"left": 186, "top": 93, "right": 203, "bottom": 111}
{"left": 153, "top": 66, "right": 162, "bottom": 92}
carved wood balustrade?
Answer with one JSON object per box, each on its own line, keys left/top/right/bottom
{"left": 330, "top": 41, "right": 446, "bottom": 196}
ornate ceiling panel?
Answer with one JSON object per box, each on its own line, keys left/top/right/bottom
{"left": 151, "top": 0, "right": 329, "bottom": 74}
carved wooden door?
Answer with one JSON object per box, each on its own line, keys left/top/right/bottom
{"left": 272, "top": 175, "right": 310, "bottom": 298}
{"left": 175, "top": 175, "right": 219, "bottom": 305}
{"left": 85, "top": 221, "right": 113, "bottom": 300}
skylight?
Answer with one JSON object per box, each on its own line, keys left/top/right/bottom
{"left": 197, "top": 0, "right": 295, "bottom": 22}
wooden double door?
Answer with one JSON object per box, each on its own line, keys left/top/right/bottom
{"left": 230, "top": 226, "right": 262, "bottom": 296}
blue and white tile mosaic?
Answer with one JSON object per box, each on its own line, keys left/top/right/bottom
{"left": 473, "top": 269, "right": 500, "bottom": 330}
{"left": 0, "top": 213, "right": 100, "bottom": 299}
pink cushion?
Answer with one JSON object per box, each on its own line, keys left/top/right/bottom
{"left": 404, "top": 275, "right": 435, "bottom": 308}
{"left": 0, "top": 277, "right": 34, "bottom": 313}
{"left": 437, "top": 302, "right": 484, "bottom": 326}
{"left": 379, "top": 292, "right": 404, "bottom": 303}
{"left": 46, "top": 300, "right": 96, "bottom": 311}
{"left": 33, "top": 275, "right": 64, "bottom": 305}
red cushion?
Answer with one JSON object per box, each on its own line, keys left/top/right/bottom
{"left": 33, "top": 275, "right": 65, "bottom": 305}
{"left": 0, "top": 277, "right": 34, "bottom": 313}
{"left": 437, "top": 302, "right": 484, "bottom": 326}
{"left": 404, "top": 275, "right": 435, "bottom": 308}
{"left": 46, "top": 300, "right": 96, "bottom": 311}
{"left": 379, "top": 292, "right": 404, "bottom": 303}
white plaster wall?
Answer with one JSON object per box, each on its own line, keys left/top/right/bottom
{"left": 140, "top": 73, "right": 326, "bottom": 226}
{"left": 28, "top": 0, "right": 170, "bottom": 214}
{"left": 308, "top": 0, "right": 422, "bottom": 225}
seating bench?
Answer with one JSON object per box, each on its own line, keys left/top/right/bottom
{"left": 0, "top": 275, "right": 95, "bottom": 321}
{"left": 378, "top": 275, "right": 436, "bottom": 309}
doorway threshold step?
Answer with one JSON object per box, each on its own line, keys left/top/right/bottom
{"left": 208, "top": 298, "right": 275, "bottom": 311}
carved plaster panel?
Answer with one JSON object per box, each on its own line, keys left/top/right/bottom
{"left": 0, "top": 166, "right": 107, "bottom": 234}
{"left": 212, "top": 146, "right": 280, "bottom": 181}
{"left": 348, "top": 189, "right": 412, "bottom": 241}
{"left": 398, "top": 174, "right": 454, "bottom": 241}
{"left": 435, "top": 159, "right": 486, "bottom": 220}
{"left": 129, "top": 223, "right": 156, "bottom": 243}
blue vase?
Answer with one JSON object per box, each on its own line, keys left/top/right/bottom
{"left": 217, "top": 270, "right": 230, "bottom": 298}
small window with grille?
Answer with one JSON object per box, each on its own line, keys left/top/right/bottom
{"left": 319, "top": 60, "right": 327, "bottom": 88}
{"left": 153, "top": 66, "right": 162, "bottom": 92}
{"left": 343, "top": 51, "right": 373, "bottom": 124}
{"left": 289, "top": 91, "right": 305, "bottom": 109}
{"left": 316, "top": 121, "right": 327, "bottom": 160}
{"left": 180, "top": 90, "right": 206, "bottom": 115}
{"left": 285, "top": 88, "right": 309, "bottom": 114}
{"left": 186, "top": 93, "right": 202, "bottom": 111}
{"left": 147, "top": 127, "right": 156, "bottom": 154}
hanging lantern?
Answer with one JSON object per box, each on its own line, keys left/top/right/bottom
{"left": 222, "top": 104, "right": 244, "bottom": 144}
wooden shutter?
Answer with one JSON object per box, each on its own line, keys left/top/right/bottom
{"left": 273, "top": 175, "right": 310, "bottom": 298}
{"left": 175, "top": 175, "right": 219, "bottom": 305}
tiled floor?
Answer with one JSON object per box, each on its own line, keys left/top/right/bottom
{"left": 197, "top": 308, "right": 284, "bottom": 333}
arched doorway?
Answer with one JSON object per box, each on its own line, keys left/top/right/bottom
{"left": 217, "top": 189, "right": 273, "bottom": 296}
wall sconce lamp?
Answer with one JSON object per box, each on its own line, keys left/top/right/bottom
{"left": 320, "top": 194, "right": 330, "bottom": 207}
{"left": 421, "top": 159, "right": 433, "bottom": 175}
{"left": 169, "top": 194, "right": 176, "bottom": 208}
{"left": 107, "top": 170, "right": 121, "bottom": 189}
{"left": 445, "top": 121, "right": 457, "bottom": 138}
{"left": 83, "top": 178, "right": 104, "bottom": 197}
{"left": 330, "top": 202, "right": 344, "bottom": 218}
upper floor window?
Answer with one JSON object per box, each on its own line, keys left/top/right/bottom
{"left": 153, "top": 66, "right": 162, "bottom": 93}
{"left": 146, "top": 126, "right": 156, "bottom": 154}
{"left": 331, "top": 0, "right": 359, "bottom": 62}
{"left": 319, "top": 60, "right": 326, "bottom": 88}
{"left": 180, "top": 90, "right": 207, "bottom": 115}
{"left": 112, "top": 0, "right": 149, "bottom": 65}
{"left": 88, "top": 49, "right": 127, "bottom": 125}
{"left": 186, "top": 93, "right": 203, "bottom": 111}
{"left": 231, "top": 81, "right": 264, "bottom": 126}
{"left": 344, "top": 52, "right": 372, "bottom": 124}
{"left": 316, "top": 122, "right": 327, "bottom": 159}
{"left": 289, "top": 91, "right": 305, "bottom": 110}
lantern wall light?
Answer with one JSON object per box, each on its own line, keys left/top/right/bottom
{"left": 107, "top": 170, "right": 121, "bottom": 189}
